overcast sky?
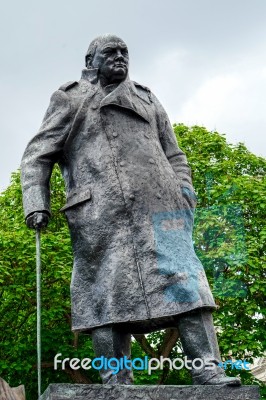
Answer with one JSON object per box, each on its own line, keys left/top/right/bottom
{"left": 1, "top": 0, "right": 266, "bottom": 191}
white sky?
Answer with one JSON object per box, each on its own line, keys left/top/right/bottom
{"left": 1, "top": 0, "right": 266, "bottom": 191}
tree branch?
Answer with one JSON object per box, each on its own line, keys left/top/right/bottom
{"left": 64, "top": 366, "right": 92, "bottom": 384}
{"left": 157, "top": 328, "right": 179, "bottom": 385}
{"left": 159, "top": 328, "right": 179, "bottom": 358}
{"left": 133, "top": 334, "right": 158, "bottom": 358}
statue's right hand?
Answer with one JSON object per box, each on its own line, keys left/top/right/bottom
{"left": 26, "top": 212, "right": 50, "bottom": 230}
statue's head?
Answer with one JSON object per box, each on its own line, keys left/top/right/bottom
{"left": 85, "top": 34, "right": 129, "bottom": 85}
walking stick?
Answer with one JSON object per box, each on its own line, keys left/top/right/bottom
{"left": 36, "top": 228, "right": 42, "bottom": 398}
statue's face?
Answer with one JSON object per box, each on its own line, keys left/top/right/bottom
{"left": 92, "top": 38, "right": 129, "bottom": 84}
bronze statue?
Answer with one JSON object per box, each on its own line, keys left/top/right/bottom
{"left": 21, "top": 34, "right": 241, "bottom": 386}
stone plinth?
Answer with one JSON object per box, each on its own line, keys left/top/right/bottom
{"left": 40, "top": 383, "right": 260, "bottom": 400}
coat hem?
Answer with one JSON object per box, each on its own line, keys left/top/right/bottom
{"left": 72, "top": 304, "right": 217, "bottom": 334}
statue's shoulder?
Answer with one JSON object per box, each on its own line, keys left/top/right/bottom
{"left": 132, "top": 81, "right": 153, "bottom": 103}
{"left": 58, "top": 81, "right": 79, "bottom": 92}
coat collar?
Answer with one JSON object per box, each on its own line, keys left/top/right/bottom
{"left": 81, "top": 68, "right": 99, "bottom": 84}
{"left": 81, "top": 69, "right": 151, "bottom": 123}
{"left": 101, "top": 78, "right": 150, "bottom": 123}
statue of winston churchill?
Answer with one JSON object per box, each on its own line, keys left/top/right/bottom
{"left": 21, "top": 34, "right": 241, "bottom": 386}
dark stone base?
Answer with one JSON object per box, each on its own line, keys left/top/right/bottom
{"left": 40, "top": 383, "right": 260, "bottom": 400}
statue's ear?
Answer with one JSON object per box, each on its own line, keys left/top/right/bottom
{"left": 85, "top": 54, "right": 93, "bottom": 68}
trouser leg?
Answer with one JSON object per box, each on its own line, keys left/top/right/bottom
{"left": 91, "top": 326, "right": 133, "bottom": 384}
{"left": 176, "top": 310, "right": 241, "bottom": 385}
{"left": 177, "top": 309, "right": 220, "bottom": 362}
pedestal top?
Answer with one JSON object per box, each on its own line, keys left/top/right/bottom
{"left": 40, "top": 383, "right": 260, "bottom": 400}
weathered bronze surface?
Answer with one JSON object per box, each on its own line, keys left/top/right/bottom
{"left": 21, "top": 35, "right": 241, "bottom": 386}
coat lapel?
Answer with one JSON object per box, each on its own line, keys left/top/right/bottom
{"left": 64, "top": 72, "right": 151, "bottom": 150}
{"left": 63, "top": 73, "right": 99, "bottom": 150}
{"left": 100, "top": 79, "right": 150, "bottom": 123}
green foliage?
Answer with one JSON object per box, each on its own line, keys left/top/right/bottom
{"left": 0, "top": 125, "right": 265, "bottom": 398}
{"left": 0, "top": 168, "right": 99, "bottom": 397}
{"left": 174, "top": 124, "right": 266, "bottom": 397}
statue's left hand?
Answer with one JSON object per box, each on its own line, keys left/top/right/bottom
{"left": 181, "top": 184, "right": 197, "bottom": 209}
{"left": 26, "top": 212, "right": 50, "bottom": 230}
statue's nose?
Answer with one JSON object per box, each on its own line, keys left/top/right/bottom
{"left": 115, "top": 50, "right": 124, "bottom": 60}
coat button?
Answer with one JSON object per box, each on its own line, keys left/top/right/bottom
{"left": 149, "top": 158, "right": 155, "bottom": 164}
{"left": 129, "top": 194, "right": 135, "bottom": 200}
{"left": 113, "top": 132, "right": 118, "bottom": 137}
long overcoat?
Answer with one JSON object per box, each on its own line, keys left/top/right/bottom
{"left": 21, "top": 69, "right": 216, "bottom": 333}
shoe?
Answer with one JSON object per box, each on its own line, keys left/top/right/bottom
{"left": 204, "top": 374, "right": 241, "bottom": 386}
{"left": 193, "top": 370, "right": 241, "bottom": 386}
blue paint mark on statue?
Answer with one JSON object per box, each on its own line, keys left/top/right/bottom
{"left": 153, "top": 210, "right": 200, "bottom": 304}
